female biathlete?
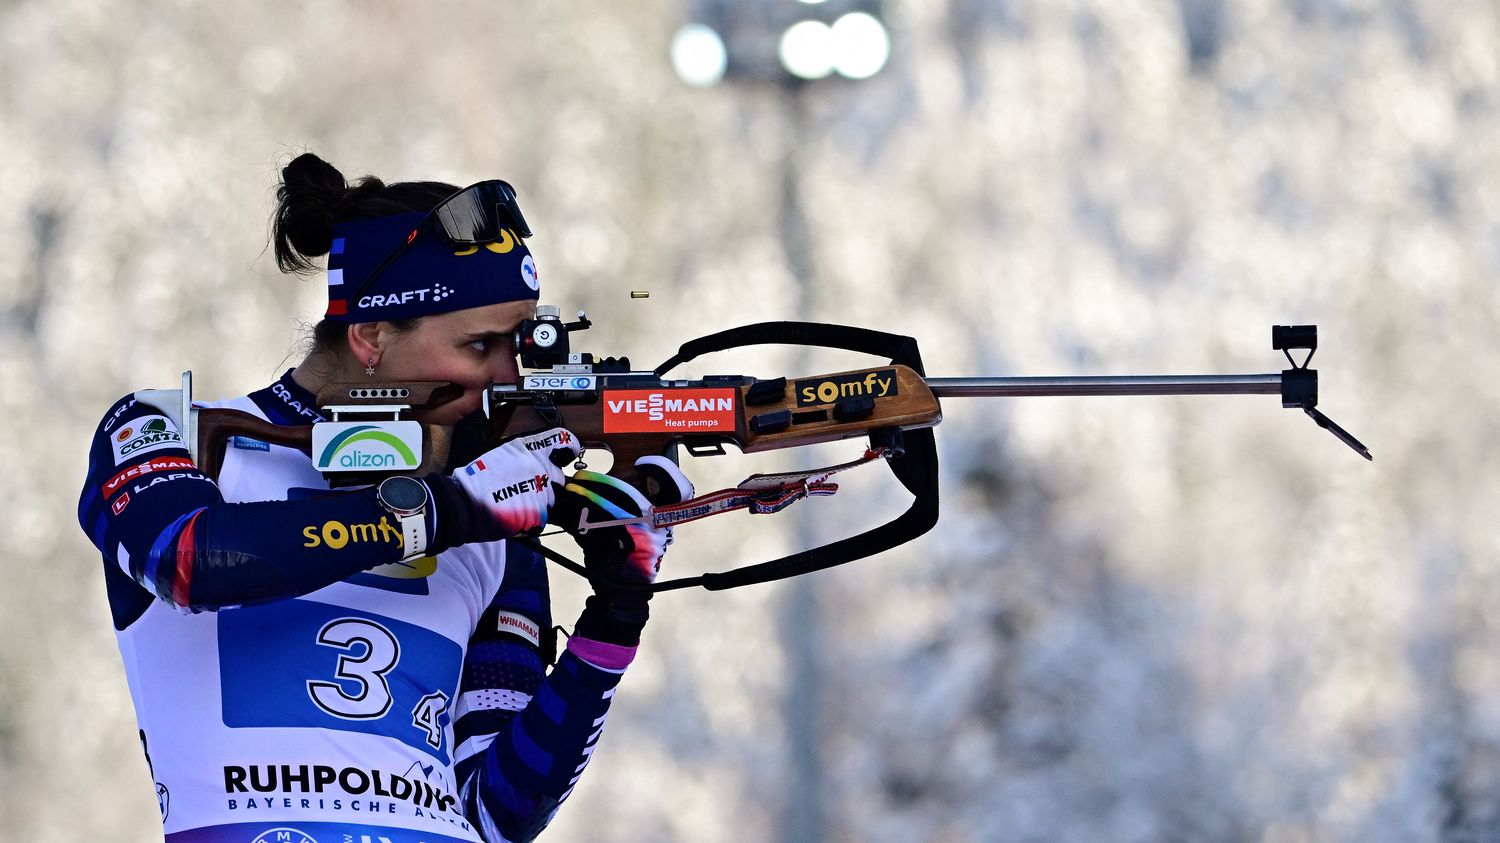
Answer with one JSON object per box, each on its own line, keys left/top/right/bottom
{"left": 77, "top": 153, "right": 690, "bottom": 843}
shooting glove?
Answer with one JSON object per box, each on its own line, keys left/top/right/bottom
{"left": 442, "top": 427, "right": 576, "bottom": 539}
{"left": 551, "top": 456, "right": 694, "bottom": 646}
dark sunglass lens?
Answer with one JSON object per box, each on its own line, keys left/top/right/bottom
{"left": 434, "top": 190, "right": 498, "bottom": 243}
{"left": 498, "top": 182, "right": 532, "bottom": 238}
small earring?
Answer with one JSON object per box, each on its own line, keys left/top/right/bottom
{"left": 365, "top": 356, "right": 376, "bottom": 377}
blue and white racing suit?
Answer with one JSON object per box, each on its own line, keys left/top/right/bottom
{"left": 78, "top": 371, "right": 630, "bottom": 843}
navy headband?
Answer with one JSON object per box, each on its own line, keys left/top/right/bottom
{"left": 324, "top": 211, "right": 540, "bottom": 323}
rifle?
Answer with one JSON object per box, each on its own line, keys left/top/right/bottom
{"left": 136, "top": 312, "right": 1369, "bottom": 592}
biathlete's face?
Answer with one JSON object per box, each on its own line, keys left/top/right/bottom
{"left": 376, "top": 300, "right": 535, "bottom": 425}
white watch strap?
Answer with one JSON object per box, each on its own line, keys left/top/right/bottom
{"left": 399, "top": 511, "right": 428, "bottom": 560}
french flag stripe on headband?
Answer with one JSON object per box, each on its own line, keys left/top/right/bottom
{"left": 331, "top": 237, "right": 345, "bottom": 255}
{"left": 327, "top": 268, "right": 344, "bottom": 287}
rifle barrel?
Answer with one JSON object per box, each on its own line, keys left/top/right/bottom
{"left": 925, "top": 374, "right": 1283, "bottom": 398}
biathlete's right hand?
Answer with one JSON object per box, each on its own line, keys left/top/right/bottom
{"left": 449, "top": 428, "right": 577, "bottom": 536}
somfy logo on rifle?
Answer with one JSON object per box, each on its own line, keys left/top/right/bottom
{"left": 794, "top": 369, "right": 899, "bottom": 407}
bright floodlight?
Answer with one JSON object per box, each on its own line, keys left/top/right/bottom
{"left": 779, "top": 20, "right": 835, "bottom": 80}
{"left": 831, "top": 12, "right": 891, "bottom": 79}
{"left": 671, "top": 23, "right": 728, "bottom": 87}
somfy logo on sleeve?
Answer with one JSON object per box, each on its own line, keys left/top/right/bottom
{"left": 312, "top": 421, "right": 423, "bottom": 472}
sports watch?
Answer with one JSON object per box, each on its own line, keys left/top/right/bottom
{"left": 376, "top": 475, "right": 429, "bottom": 560}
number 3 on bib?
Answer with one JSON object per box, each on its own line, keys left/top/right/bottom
{"left": 304, "top": 617, "right": 452, "bottom": 750}
{"left": 307, "top": 618, "right": 400, "bottom": 719}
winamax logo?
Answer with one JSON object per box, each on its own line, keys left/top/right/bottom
{"left": 111, "top": 416, "right": 184, "bottom": 463}
{"left": 313, "top": 421, "right": 422, "bottom": 472}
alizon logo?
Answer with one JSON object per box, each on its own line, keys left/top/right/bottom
{"left": 312, "top": 421, "right": 422, "bottom": 472}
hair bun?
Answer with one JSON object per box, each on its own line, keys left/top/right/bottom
{"left": 274, "top": 153, "right": 351, "bottom": 272}
{"left": 270, "top": 153, "right": 449, "bottom": 277}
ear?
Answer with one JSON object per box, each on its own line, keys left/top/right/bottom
{"left": 346, "top": 322, "right": 384, "bottom": 366}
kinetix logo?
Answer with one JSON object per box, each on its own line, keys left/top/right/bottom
{"left": 492, "top": 474, "right": 551, "bottom": 503}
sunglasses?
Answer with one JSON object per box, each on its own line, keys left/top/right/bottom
{"left": 351, "top": 180, "right": 532, "bottom": 304}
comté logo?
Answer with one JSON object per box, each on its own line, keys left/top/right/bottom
{"left": 115, "top": 417, "right": 183, "bottom": 458}
{"left": 602, "top": 388, "right": 737, "bottom": 433}
{"left": 794, "top": 369, "right": 899, "bottom": 407}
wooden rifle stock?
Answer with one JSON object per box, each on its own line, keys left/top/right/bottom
{"left": 193, "top": 381, "right": 461, "bottom": 482}
{"left": 489, "top": 364, "right": 944, "bottom": 488}
{"left": 192, "top": 367, "right": 945, "bottom": 486}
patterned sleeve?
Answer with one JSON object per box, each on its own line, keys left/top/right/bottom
{"left": 77, "top": 394, "right": 417, "bottom": 618}
{"left": 455, "top": 542, "right": 632, "bottom": 843}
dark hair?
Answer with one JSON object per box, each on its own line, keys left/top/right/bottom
{"left": 274, "top": 152, "right": 456, "bottom": 351}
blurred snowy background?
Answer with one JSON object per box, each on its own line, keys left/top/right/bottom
{"left": 1, "top": 0, "right": 1495, "bottom": 841}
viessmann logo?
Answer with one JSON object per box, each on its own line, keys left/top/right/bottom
{"left": 602, "top": 389, "right": 737, "bottom": 433}
{"left": 794, "top": 369, "right": 899, "bottom": 407}
{"left": 101, "top": 456, "right": 199, "bottom": 498}
{"left": 312, "top": 421, "right": 422, "bottom": 472}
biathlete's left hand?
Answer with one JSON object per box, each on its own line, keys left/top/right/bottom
{"left": 549, "top": 456, "right": 694, "bottom": 646}
{"left": 549, "top": 456, "right": 694, "bottom": 587}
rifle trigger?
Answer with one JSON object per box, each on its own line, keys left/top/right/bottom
{"left": 684, "top": 441, "right": 727, "bottom": 457}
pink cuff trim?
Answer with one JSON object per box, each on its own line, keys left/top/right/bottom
{"left": 567, "top": 636, "right": 637, "bottom": 671}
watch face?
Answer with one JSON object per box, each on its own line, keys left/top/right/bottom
{"left": 379, "top": 476, "right": 427, "bottom": 513}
